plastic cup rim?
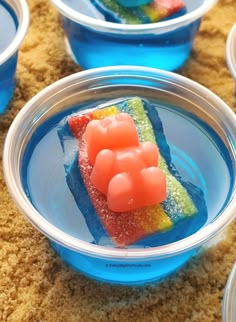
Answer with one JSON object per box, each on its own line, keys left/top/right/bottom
{"left": 49, "top": 0, "right": 218, "bottom": 34}
{"left": 222, "top": 262, "right": 236, "bottom": 322}
{"left": 226, "top": 23, "right": 236, "bottom": 82}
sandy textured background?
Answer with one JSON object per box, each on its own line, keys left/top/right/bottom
{"left": 0, "top": 0, "right": 236, "bottom": 321}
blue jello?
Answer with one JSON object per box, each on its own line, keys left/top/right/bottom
{"left": 0, "top": 0, "right": 18, "bottom": 114}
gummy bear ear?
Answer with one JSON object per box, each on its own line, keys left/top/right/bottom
{"left": 115, "top": 112, "right": 135, "bottom": 124}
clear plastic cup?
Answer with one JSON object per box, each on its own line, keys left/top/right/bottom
{"left": 222, "top": 263, "right": 236, "bottom": 322}
{"left": 3, "top": 66, "right": 236, "bottom": 285}
{"left": 0, "top": 0, "right": 29, "bottom": 114}
{"left": 49, "top": 0, "right": 217, "bottom": 71}
{"left": 226, "top": 24, "right": 236, "bottom": 84}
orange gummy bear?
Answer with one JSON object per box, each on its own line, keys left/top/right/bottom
{"left": 107, "top": 167, "right": 166, "bottom": 212}
{"left": 85, "top": 112, "right": 167, "bottom": 212}
{"left": 91, "top": 142, "right": 159, "bottom": 195}
{"left": 85, "top": 113, "right": 139, "bottom": 165}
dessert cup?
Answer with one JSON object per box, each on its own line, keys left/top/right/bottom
{"left": 49, "top": 0, "right": 217, "bottom": 71}
{"left": 3, "top": 66, "right": 236, "bottom": 285}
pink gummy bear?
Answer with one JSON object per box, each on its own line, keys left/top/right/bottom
{"left": 107, "top": 166, "right": 166, "bottom": 212}
{"left": 91, "top": 142, "right": 166, "bottom": 212}
{"left": 85, "top": 112, "right": 167, "bottom": 212}
{"left": 91, "top": 142, "right": 159, "bottom": 195}
{"left": 85, "top": 113, "right": 139, "bottom": 165}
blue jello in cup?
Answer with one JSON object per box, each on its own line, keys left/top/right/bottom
{"left": 0, "top": 0, "right": 29, "bottom": 114}
{"left": 3, "top": 67, "right": 236, "bottom": 285}
{"left": 50, "top": 0, "right": 217, "bottom": 71}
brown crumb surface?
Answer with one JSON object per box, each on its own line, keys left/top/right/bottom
{"left": 0, "top": 0, "right": 236, "bottom": 321}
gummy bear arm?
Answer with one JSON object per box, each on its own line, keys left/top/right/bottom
{"left": 91, "top": 149, "right": 116, "bottom": 195}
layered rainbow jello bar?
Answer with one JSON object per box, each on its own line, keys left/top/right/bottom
{"left": 90, "top": 0, "right": 186, "bottom": 24}
{"left": 58, "top": 97, "right": 207, "bottom": 247}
